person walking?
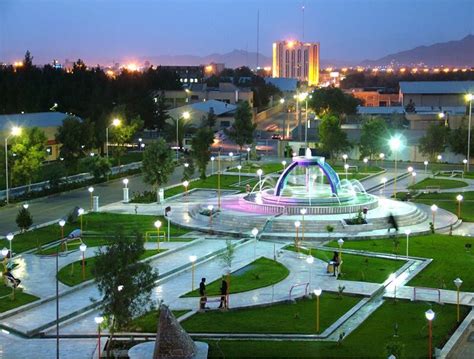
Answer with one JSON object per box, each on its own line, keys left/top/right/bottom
{"left": 219, "top": 276, "right": 228, "bottom": 309}
{"left": 199, "top": 278, "right": 208, "bottom": 310}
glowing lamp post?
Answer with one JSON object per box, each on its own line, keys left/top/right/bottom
{"left": 183, "top": 180, "right": 189, "bottom": 199}
{"left": 154, "top": 220, "right": 162, "bottom": 251}
{"left": 389, "top": 136, "right": 402, "bottom": 198}
{"left": 425, "top": 309, "right": 435, "bottom": 359}
{"left": 466, "top": 93, "right": 473, "bottom": 172}
{"left": 454, "top": 277, "right": 463, "bottom": 322}
{"left": 463, "top": 158, "right": 468, "bottom": 173}
{"left": 210, "top": 156, "right": 215, "bottom": 175}
{"left": 294, "top": 221, "right": 301, "bottom": 252}
{"left": 342, "top": 154, "right": 348, "bottom": 165}
{"left": 94, "top": 316, "right": 104, "bottom": 359}
{"left": 404, "top": 229, "right": 411, "bottom": 258}
{"left": 430, "top": 204, "right": 438, "bottom": 229}
{"left": 58, "top": 219, "right": 66, "bottom": 239}
{"left": 306, "top": 255, "right": 314, "bottom": 289}
{"left": 189, "top": 255, "right": 197, "bottom": 291}
{"left": 229, "top": 152, "right": 234, "bottom": 167}
{"left": 363, "top": 157, "right": 368, "bottom": 172}
{"left": 122, "top": 178, "right": 129, "bottom": 203}
{"left": 88, "top": 187, "right": 94, "bottom": 211}
{"left": 282, "top": 160, "right": 287, "bottom": 171}
{"left": 251, "top": 228, "right": 259, "bottom": 259}
{"left": 207, "top": 204, "right": 214, "bottom": 227}
{"left": 337, "top": 238, "right": 344, "bottom": 262}
{"left": 257, "top": 169, "right": 263, "bottom": 193}
{"left": 106, "top": 118, "right": 121, "bottom": 161}
{"left": 313, "top": 288, "right": 322, "bottom": 333}
{"left": 412, "top": 171, "right": 417, "bottom": 185}
{"left": 246, "top": 147, "right": 251, "bottom": 162}
{"left": 4, "top": 126, "right": 22, "bottom": 204}
{"left": 424, "top": 160, "right": 429, "bottom": 174}
{"left": 456, "top": 194, "right": 463, "bottom": 218}
{"left": 78, "top": 208, "right": 84, "bottom": 235}
{"left": 344, "top": 163, "right": 349, "bottom": 180}
{"left": 379, "top": 152, "right": 385, "bottom": 167}
{"left": 237, "top": 165, "right": 242, "bottom": 185}
{"left": 23, "top": 203, "right": 29, "bottom": 209}
{"left": 79, "top": 243, "right": 87, "bottom": 280}
{"left": 381, "top": 177, "right": 387, "bottom": 195}
{"left": 6, "top": 233, "right": 13, "bottom": 265}
{"left": 437, "top": 154, "right": 442, "bottom": 163}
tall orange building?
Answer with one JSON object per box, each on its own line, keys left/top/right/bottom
{"left": 272, "top": 40, "right": 320, "bottom": 86}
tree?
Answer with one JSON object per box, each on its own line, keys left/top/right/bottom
{"left": 16, "top": 206, "right": 33, "bottom": 233}
{"left": 418, "top": 124, "right": 449, "bottom": 161}
{"left": 94, "top": 230, "right": 158, "bottom": 356}
{"left": 56, "top": 117, "right": 95, "bottom": 170}
{"left": 204, "top": 108, "right": 217, "bottom": 128}
{"left": 80, "top": 156, "right": 111, "bottom": 180}
{"left": 308, "top": 87, "right": 360, "bottom": 117}
{"left": 448, "top": 119, "right": 473, "bottom": 156}
{"left": 359, "top": 118, "right": 390, "bottom": 159}
{"left": 142, "top": 139, "right": 175, "bottom": 203}
{"left": 318, "top": 114, "right": 351, "bottom": 161}
{"left": 109, "top": 108, "right": 144, "bottom": 165}
{"left": 151, "top": 94, "right": 170, "bottom": 131}
{"left": 226, "top": 101, "right": 256, "bottom": 156}
{"left": 165, "top": 117, "right": 196, "bottom": 149}
{"left": 182, "top": 157, "right": 195, "bottom": 181}
{"left": 11, "top": 127, "right": 47, "bottom": 188}
{"left": 192, "top": 127, "right": 215, "bottom": 179}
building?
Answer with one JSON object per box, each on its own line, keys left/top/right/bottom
{"left": 0, "top": 112, "right": 74, "bottom": 161}
{"left": 399, "top": 81, "right": 474, "bottom": 108}
{"left": 167, "top": 99, "right": 237, "bottom": 130}
{"left": 265, "top": 77, "right": 298, "bottom": 93}
{"left": 156, "top": 82, "right": 253, "bottom": 108}
{"left": 158, "top": 65, "right": 205, "bottom": 84}
{"left": 347, "top": 88, "right": 400, "bottom": 107}
{"left": 272, "top": 40, "right": 320, "bottom": 86}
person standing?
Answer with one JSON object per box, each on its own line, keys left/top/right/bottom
{"left": 199, "top": 278, "right": 207, "bottom": 309}
{"left": 219, "top": 276, "right": 228, "bottom": 309}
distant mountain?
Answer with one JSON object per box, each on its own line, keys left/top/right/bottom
{"left": 361, "top": 35, "right": 474, "bottom": 67}
{"left": 140, "top": 49, "right": 272, "bottom": 69}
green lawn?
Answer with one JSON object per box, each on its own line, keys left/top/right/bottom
{"left": 182, "top": 257, "right": 290, "bottom": 297}
{"left": 57, "top": 249, "right": 165, "bottom": 286}
{"left": 182, "top": 294, "right": 361, "bottom": 334}
{"left": 204, "top": 301, "right": 468, "bottom": 358}
{"left": 411, "top": 191, "right": 474, "bottom": 221}
{"left": 286, "top": 246, "right": 404, "bottom": 283}
{"left": 408, "top": 177, "right": 468, "bottom": 190}
{"left": 127, "top": 309, "right": 190, "bottom": 332}
{"left": 0, "top": 285, "right": 39, "bottom": 313}
{"left": 227, "top": 162, "right": 284, "bottom": 174}
{"left": 0, "top": 212, "right": 189, "bottom": 255}
{"left": 327, "top": 235, "right": 474, "bottom": 291}
{"left": 332, "top": 165, "right": 384, "bottom": 174}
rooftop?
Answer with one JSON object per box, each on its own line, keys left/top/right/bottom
{"left": 189, "top": 99, "right": 237, "bottom": 116}
{"left": 0, "top": 112, "right": 73, "bottom": 131}
{"left": 399, "top": 81, "right": 474, "bottom": 95}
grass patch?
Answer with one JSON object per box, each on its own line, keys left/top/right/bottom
{"left": 57, "top": 249, "right": 165, "bottom": 286}
{"left": 0, "top": 285, "right": 39, "bottom": 313}
{"left": 332, "top": 165, "right": 383, "bottom": 174}
{"left": 327, "top": 234, "right": 474, "bottom": 291}
{"left": 408, "top": 177, "right": 468, "bottom": 190}
{"left": 226, "top": 162, "right": 284, "bottom": 174}
{"left": 127, "top": 309, "right": 190, "bottom": 332}
{"left": 286, "top": 246, "right": 404, "bottom": 283}
{"left": 182, "top": 294, "right": 360, "bottom": 334}
{"left": 204, "top": 300, "right": 468, "bottom": 358}
{"left": 0, "top": 213, "right": 189, "bottom": 255}
{"left": 182, "top": 257, "right": 290, "bottom": 297}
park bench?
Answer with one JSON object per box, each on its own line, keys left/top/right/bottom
{"left": 438, "top": 170, "right": 464, "bottom": 178}
{"left": 198, "top": 296, "right": 227, "bottom": 312}
{"left": 424, "top": 186, "right": 441, "bottom": 193}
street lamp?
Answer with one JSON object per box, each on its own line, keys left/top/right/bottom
{"left": 430, "top": 204, "right": 438, "bottom": 229}
{"left": 337, "top": 238, "right": 344, "bottom": 265}
{"left": 294, "top": 220, "right": 301, "bottom": 252}
{"left": 79, "top": 244, "right": 87, "bottom": 280}
{"left": 425, "top": 309, "right": 435, "bottom": 359}
{"left": 412, "top": 171, "right": 417, "bottom": 186}
{"left": 154, "top": 220, "right": 162, "bottom": 251}
{"left": 94, "top": 316, "right": 104, "bottom": 359}
{"left": 189, "top": 255, "right": 197, "bottom": 291}
{"left": 237, "top": 165, "right": 242, "bottom": 185}
{"left": 344, "top": 163, "right": 349, "bottom": 180}
{"left": 463, "top": 158, "right": 468, "bottom": 173}
{"left": 4, "top": 126, "right": 22, "bottom": 204}
{"left": 465, "top": 93, "right": 473, "bottom": 172}
{"left": 257, "top": 169, "right": 263, "bottom": 193}
{"left": 122, "top": 178, "right": 129, "bottom": 203}
{"left": 246, "top": 147, "right": 251, "bottom": 162}
{"left": 456, "top": 194, "right": 463, "bottom": 218}
{"left": 379, "top": 153, "right": 385, "bottom": 167}
{"left": 438, "top": 112, "right": 448, "bottom": 127}
{"left": 58, "top": 219, "right": 66, "bottom": 239}
{"left": 342, "top": 154, "right": 348, "bottom": 165}
{"left": 389, "top": 136, "right": 402, "bottom": 198}
{"left": 437, "top": 154, "right": 442, "bottom": 163}
{"left": 88, "top": 187, "right": 94, "bottom": 211}
{"left": 22, "top": 203, "right": 29, "bottom": 209}
{"left": 381, "top": 177, "right": 387, "bottom": 194}
{"left": 6, "top": 233, "right": 13, "bottom": 265}
{"left": 404, "top": 229, "right": 411, "bottom": 258}
{"left": 313, "top": 288, "right": 322, "bottom": 333}
{"left": 207, "top": 204, "right": 214, "bottom": 227}
{"left": 407, "top": 166, "right": 413, "bottom": 173}
{"left": 183, "top": 180, "right": 189, "bottom": 198}
{"left": 251, "top": 227, "right": 258, "bottom": 259}
{"left": 300, "top": 208, "right": 307, "bottom": 246}
{"left": 78, "top": 208, "right": 84, "bottom": 235}
{"left": 282, "top": 160, "right": 287, "bottom": 171}
{"left": 454, "top": 277, "right": 463, "bottom": 322}
{"left": 306, "top": 255, "right": 314, "bottom": 289}
{"left": 229, "top": 152, "right": 234, "bottom": 167}
{"left": 363, "top": 157, "right": 368, "bottom": 172}
{"left": 210, "top": 156, "right": 215, "bottom": 175}
{"left": 106, "top": 118, "right": 121, "bottom": 161}
{"left": 424, "top": 160, "right": 429, "bottom": 174}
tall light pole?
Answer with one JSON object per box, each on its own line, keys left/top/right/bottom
{"left": 122, "top": 178, "right": 129, "bottom": 203}
{"left": 210, "top": 156, "right": 215, "bottom": 175}
{"left": 251, "top": 227, "right": 258, "bottom": 260}
{"left": 257, "top": 169, "right": 263, "bottom": 193}
{"left": 300, "top": 208, "right": 307, "bottom": 246}
{"left": 176, "top": 111, "right": 190, "bottom": 160}
{"left": 79, "top": 243, "right": 87, "bottom": 280}
{"left": 342, "top": 154, "right": 348, "bottom": 166}
{"left": 182, "top": 180, "right": 189, "bottom": 199}
{"left": 88, "top": 187, "right": 94, "bottom": 211}
{"left": 344, "top": 163, "right": 349, "bottom": 180}
{"left": 438, "top": 111, "right": 448, "bottom": 127}
{"left": 246, "top": 147, "right": 251, "bottom": 162}
{"left": 404, "top": 229, "right": 411, "bottom": 258}
{"left": 6, "top": 233, "right": 14, "bottom": 265}
{"left": 106, "top": 118, "right": 121, "bottom": 161}
{"left": 424, "top": 160, "right": 429, "bottom": 174}
{"left": 454, "top": 277, "right": 463, "bottom": 322}
{"left": 4, "top": 126, "right": 22, "bottom": 205}
{"left": 466, "top": 93, "right": 473, "bottom": 172}
{"left": 389, "top": 136, "right": 402, "bottom": 198}
{"left": 279, "top": 98, "right": 285, "bottom": 138}
{"left": 337, "top": 238, "right": 344, "bottom": 276}
{"left": 425, "top": 309, "right": 435, "bottom": 359}
{"left": 237, "top": 165, "right": 242, "bottom": 185}
{"left": 154, "top": 220, "right": 161, "bottom": 251}
{"left": 456, "top": 194, "right": 463, "bottom": 218}
{"left": 78, "top": 208, "right": 84, "bottom": 235}
{"left": 94, "top": 316, "right": 104, "bottom": 359}
{"left": 229, "top": 152, "right": 234, "bottom": 167}
{"left": 282, "top": 160, "right": 287, "bottom": 171}
{"left": 313, "top": 288, "right": 322, "bottom": 333}
{"left": 463, "top": 159, "right": 468, "bottom": 173}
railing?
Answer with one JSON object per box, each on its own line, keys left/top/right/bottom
{"left": 289, "top": 282, "right": 309, "bottom": 301}
{"left": 413, "top": 287, "right": 441, "bottom": 303}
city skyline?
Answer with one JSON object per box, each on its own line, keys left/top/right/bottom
{"left": 1, "top": 0, "right": 473, "bottom": 65}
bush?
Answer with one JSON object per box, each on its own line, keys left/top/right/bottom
{"left": 131, "top": 191, "right": 156, "bottom": 203}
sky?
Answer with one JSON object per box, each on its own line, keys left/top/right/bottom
{"left": 0, "top": 0, "right": 473, "bottom": 65}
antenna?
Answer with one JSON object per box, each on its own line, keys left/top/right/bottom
{"left": 256, "top": 9, "right": 260, "bottom": 70}
{"left": 302, "top": 3, "right": 305, "bottom": 41}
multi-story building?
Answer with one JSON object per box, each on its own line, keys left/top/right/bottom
{"left": 347, "top": 88, "right": 400, "bottom": 107}
{"left": 272, "top": 40, "right": 320, "bottom": 86}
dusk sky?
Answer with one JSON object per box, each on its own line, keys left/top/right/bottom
{"left": 1, "top": 0, "right": 473, "bottom": 65}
